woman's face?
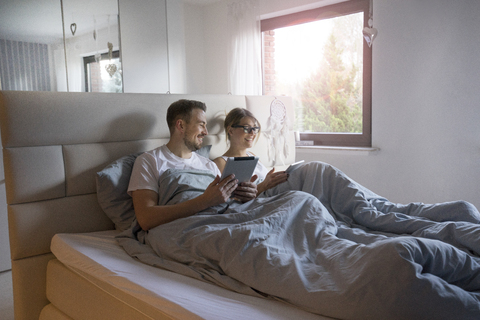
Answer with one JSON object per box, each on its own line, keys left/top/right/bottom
{"left": 228, "top": 116, "right": 259, "bottom": 149}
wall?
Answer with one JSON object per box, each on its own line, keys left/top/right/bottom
{"left": 166, "top": 0, "right": 187, "bottom": 93}
{"left": 119, "top": 0, "right": 187, "bottom": 94}
{"left": 202, "top": 2, "right": 230, "bottom": 94}
{"left": 184, "top": 3, "right": 206, "bottom": 93}
{"left": 191, "top": 0, "right": 480, "bottom": 210}
{"left": 119, "top": 0, "right": 169, "bottom": 93}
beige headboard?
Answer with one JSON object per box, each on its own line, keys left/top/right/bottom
{"left": 0, "top": 91, "right": 295, "bottom": 320}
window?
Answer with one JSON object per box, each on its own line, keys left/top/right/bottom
{"left": 261, "top": 0, "right": 372, "bottom": 147}
{"left": 83, "top": 50, "right": 123, "bottom": 93}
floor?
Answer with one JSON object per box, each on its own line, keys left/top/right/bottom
{"left": 0, "top": 270, "right": 14, "bottom": 320}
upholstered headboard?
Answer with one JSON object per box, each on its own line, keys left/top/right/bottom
{"left": 0, "top": 91, "right": 295, "bottom": 320}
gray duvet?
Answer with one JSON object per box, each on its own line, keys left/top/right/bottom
{"left": 117, "top": 161, "right": 480, "bottom": 320}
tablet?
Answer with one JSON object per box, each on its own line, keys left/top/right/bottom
{"left": 285, "top": 160, "right": 304, "bottom": 173}
{"left": 221, "top": 156, "right": 259, "bottom": 182}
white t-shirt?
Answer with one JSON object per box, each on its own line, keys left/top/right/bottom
{"left": 128, "top": 145, "right": 221, "bottom": 196}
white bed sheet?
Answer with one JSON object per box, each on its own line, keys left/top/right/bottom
{"left": 51, "top": 230, "right": 332, "bottom": 320}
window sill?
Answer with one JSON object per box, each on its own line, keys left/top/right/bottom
{"left": 296, "top": 145, "right": 380, "bottom": 155}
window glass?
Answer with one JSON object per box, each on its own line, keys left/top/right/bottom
{"left": 84, "top": 51, "right": 123, "bottom": 93}
{"left": 262, "top": 0, "right": 371, "bottom": 147}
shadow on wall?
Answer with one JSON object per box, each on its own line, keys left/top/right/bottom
{"left": 103, "top": 112, "right": 159, "bottom": 142}
{"left": 96, "top": 111, "right": 163, "bottom": 170}
{"left": 65, "top": 111, "right": 162, "bottom": 199}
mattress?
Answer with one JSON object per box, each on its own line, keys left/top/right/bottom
{"left": 50, "top": 230, "right": 331, "bottom": 320}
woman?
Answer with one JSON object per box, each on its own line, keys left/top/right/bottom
{"left": 213, "top": 108, "right": 288, "bottom": 196}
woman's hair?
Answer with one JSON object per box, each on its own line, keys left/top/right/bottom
{"left": 224, "top": 108, "right": 261, "bottom": 142}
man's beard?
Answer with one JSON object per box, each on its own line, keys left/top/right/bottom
{"left": 183, "top": 135, "right": 202, "bottom": 151}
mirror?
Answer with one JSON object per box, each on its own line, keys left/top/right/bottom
{"left": 0, "top": 0, "right": 122, "bottom": 92}
{"left": 62, "top": 0, "right": 122, "bottom": 92}
{"left": 0, "top": 0, "right": 66, "bottom": 91}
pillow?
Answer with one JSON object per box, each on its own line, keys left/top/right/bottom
{"left": 96, "top": 152, "right": 142, "bottom": 231}
{"left": 195, "top": 144, "right": 212, "bottom": 159}
{"left": 95, "top": 145, "right": 211, "bottom": 231}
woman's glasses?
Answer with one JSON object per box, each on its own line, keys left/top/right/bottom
{"left": 232, "top": 125, "right": 260, "bottom": 134}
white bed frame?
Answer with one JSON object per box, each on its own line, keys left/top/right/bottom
{"left": 0, "top": 91, "right": 297, "bottom": 319}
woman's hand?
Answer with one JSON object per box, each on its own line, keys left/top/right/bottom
{"left": 257, "top": 168, "right": 288, "bottom": 195}
{"left": 233, "top": 175, "right": 258, "bottom": 202}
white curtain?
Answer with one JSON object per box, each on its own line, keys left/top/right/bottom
{"left": 0, "top": 39, "right": 52, "bottom": 91}
{"left": 227, "top": 0, "right": 262, "bottom": 95}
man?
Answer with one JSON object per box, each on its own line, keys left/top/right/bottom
{"left": 128, "top": 99, "right": 258, "bottom": 231}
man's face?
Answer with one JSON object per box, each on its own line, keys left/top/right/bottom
{"left": 183, "top": 109, "right": 208, "bottom": 151}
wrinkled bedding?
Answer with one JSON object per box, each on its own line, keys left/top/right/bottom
{"left": 117, "top": 162, "right": 480, "bottom": 320}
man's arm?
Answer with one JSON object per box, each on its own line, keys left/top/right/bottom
{"left": 132, "top": 175, "right": 238, "bottom": 231}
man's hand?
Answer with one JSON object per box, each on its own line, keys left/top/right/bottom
{"left": 233, "top": 175, "right": 258, "bottom": 202}
{"left": 132, "top": 174, "right": 239, "bottom": 231}
{"left": 202, "top": 174, "right": 238, "bottom": 206}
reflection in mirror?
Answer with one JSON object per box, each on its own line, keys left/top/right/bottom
{"left": 0, "top": 0, "right": 67, "bottom": 91}
{"left": 0, "top": 0, "right": 122, "bottom": 93}
{"left": 62, "top": 0, "right": 122, "bottom": 92}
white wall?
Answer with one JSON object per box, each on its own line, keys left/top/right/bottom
{"left": 189, "top": 0, "right": 480, "bottom": 210}
{"left": 201, "top": 2, "right": 230, "bottom": 94}
{"left": 166, "top": 0, "right": 187, "bottom": 93}
{"left": 119, "top": 0, "right": 188, "bottom": 93}
{"left": 119, "top": 0, "right": 169, "bottom": 93}
{"left": 184, "top": 3, "right": 206, "bottom": 93}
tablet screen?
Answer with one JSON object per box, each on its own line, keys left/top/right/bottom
{"left": 221, "top": 156, "right": 259, "bottom": 182}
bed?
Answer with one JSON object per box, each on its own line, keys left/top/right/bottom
{"left": 0, "top": 90, "right": 315, "bottom": 319}
{"left": 3, "top": 91, "right": 480, "bottom": 320}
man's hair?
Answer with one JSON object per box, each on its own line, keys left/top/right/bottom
{"left": 224, "top": 108, "right": 261, "bottom": 142}
{"left": 166, "top": 99, "right": 207, "bottom": 134}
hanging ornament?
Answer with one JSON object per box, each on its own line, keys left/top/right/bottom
{"left": 105, "top": 42, "right": 117, "bottom": 77}
{"left": 70, "top": 12, "right": 77, "bottom": 36}
{"left": 362, "top": 0, "right": 378, "bottom": 47}
{"left": 104, "top": 16, "right": 117, "bottom": 77}
{"left": 70, "top": 23, "right": 77, "bottom": 36}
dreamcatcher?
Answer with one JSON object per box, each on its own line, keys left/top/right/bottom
{"left": 263, "top": 98, "right": 289, "bottom": 166}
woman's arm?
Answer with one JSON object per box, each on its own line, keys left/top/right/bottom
{"left": 213, "top": 157, "right": 227, "bottom": 173}
{"left": 257, "top": 168, "right": 289, "bottom": 196}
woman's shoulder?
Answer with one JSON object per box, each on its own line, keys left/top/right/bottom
{"left": 212, "top": 156, "right": 228, "bottom": 172}
{"left": 212, "top": 156, "right": 228, "bottom": 165}
{"left": 213, "top": 155, "right": 228, "bottom": 162}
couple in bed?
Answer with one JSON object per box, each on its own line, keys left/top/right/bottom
{"left": 128, "top": 99, "right": 288, "bottom": 231}
{"left": 125, "top": 99, "right": 480, "bottom": 319}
